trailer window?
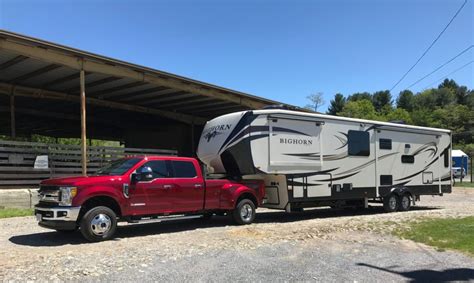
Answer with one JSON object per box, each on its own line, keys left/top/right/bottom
{"left": 172, "top": 161, "right": 197, "bottom": 178}
{"left": 379, "top": 139, "right": 392, "bottom": 150}
{"left": 443, "top": 148, "right": 449, "bottom": 167}
{"left": 401, "top": 155, "right": 415, "bottom": 164}
{"left": 380, "top": 175, "right": 393, "bottom": 185}
{"left": 348, "top": 130, "right": 370, "bottom": 156}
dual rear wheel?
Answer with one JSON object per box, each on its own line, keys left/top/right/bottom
{"left": 383, "top": 193, "right": 411, "bottom": 212}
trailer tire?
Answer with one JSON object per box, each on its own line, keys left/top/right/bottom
{"left": 232, "top": 199, "right": 256, "bottom": 225}
{"left": 398, "top": 193, "right": 411, "bottom": 212}
{"left": 80, "top": 206, "right": 117, "bottom": 242}
{"left": 383, "top": 194, "right": 399, "bottom": 213}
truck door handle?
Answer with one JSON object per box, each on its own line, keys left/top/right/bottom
{"left": 163, "top": 185, "right": 173, "bottom": 189}
{"left": 194, "top": 184, "right": 202, "bottom": 189}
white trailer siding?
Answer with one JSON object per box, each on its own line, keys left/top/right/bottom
{"left": 197, "top": 109, "right": 452, "bottom": 210}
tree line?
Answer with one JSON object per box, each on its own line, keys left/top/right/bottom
{"left": 324, "top": 79, "right": 474, "bottom": 155}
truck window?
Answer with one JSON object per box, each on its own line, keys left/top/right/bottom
{"left": 348, "top": 130, "right": 370, "bottom": 156}
{"left": 171, "top": 161, "right": 197, "bottom": 178}
{"left": 140, "top": 160, "right": 170, "bottom": 178}
{"left": 95, "top": 158, "right": 141, "bottom": 176}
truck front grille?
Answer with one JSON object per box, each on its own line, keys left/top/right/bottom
{"left": 38, "top": 185, "right": 60, "bottom": 204}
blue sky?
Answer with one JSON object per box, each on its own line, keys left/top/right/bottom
{"left": 0, "top": 0, "right": 472, "bottom": 111}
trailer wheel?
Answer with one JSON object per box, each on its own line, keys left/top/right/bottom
{"left": 383, "top": 194, "right": 399, "bottom": 213}
{"left": 80, "top": 206, "right": 117, "bottom": 242}
{"left": 398, "top": 193, "right": 411, "bottom": 212}
{"left": 232, "top": 199, "right": 256, "bottom": 225}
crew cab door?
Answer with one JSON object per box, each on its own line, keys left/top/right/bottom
{"left": 130, "top": 160, "right": 174, "bottom": 214}
{"left": 166, "top": 160, "right": 205, "bottom": 213}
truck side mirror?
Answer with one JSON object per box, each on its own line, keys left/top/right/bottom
{"left": 130, "top": 173, "right": 140, "bottom": 184}
{"left": 139, "top": 166, "right": 154, "bottom": 182}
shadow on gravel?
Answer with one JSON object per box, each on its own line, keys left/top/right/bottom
{"left": 358, "top": 263, "right": 474, "bottom": 282}
{"left": 9, "top": 205, "right": 440, "bottom": 247}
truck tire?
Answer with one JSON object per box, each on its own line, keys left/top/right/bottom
{"left": 80, "top": 206, "right": 117, "bottom": 242}
{"left": 383, "top": 193, "right": 399, "bottom": 213}
{"left": 232, "top": 199, "right": 256, "bottom": 225}
{"left": 398, "top": 193, "right": 411, "bottom": 212}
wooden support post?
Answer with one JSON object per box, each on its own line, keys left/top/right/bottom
{"left": 10, "top": 89, "right": 16, "bottom": 138}
{"left": 80, "top": 69, "right": 87, "bottom": 176}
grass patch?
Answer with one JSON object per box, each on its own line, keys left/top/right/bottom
{"left": 0, "top": 208, "right": 34, "bottom": 219}
{"left": 454, "top": 182, "right": 474, "bottom": 188}
{"left": 395, "top": 217, "right": 474, "bottom": 256}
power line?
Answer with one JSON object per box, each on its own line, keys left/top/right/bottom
{"left": 389, "top": 0, "right": 468, "bottom": 92}
{"left": 422, "top": 60, "right": 474, "bottom": 90}
{"left": 405, "top": 45, "right": 474, "bottom": 89}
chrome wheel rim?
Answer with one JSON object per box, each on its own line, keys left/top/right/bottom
{"left": 389, "top": 196, "right": 397, "bottom": 210}
{"left": 240, "top": 204, "right": 253, "bottom": 221}
{"left": 402, "top": 196, "right": 410, "bottom": 209}
{"left": 90, "top": 213, "right": 112, "bottom": 236}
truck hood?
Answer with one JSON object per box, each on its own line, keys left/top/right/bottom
{"left": 40, "top": 175, "right": 125, "bottom": 186}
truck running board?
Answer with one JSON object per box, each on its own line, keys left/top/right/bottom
{"left": 124, "top": 214, "right": 203, "bottom": 225}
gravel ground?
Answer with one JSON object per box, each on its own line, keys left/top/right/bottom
{"left": 1, "top": 187, "right": 474, "bottom": 282}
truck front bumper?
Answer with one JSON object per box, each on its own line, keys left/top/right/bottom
{"left": 34, "top": 205, "right": 81, "bottom": 230}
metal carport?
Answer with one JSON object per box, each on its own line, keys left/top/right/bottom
{"left": 0, "top": 30, "right": 295, "bottom": 175}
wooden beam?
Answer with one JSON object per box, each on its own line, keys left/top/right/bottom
{"left": 119, "top": 88, "right": 179, "bottom": 102}
{"left": 174, "top": 99, "right": 229, "bottom": 111}
{"left": 194, "top": 104, "right": 246, "bottom": 114}
{"left": 96, "top": 86, "right": 166, "bottom": 100}
{"left": 42, "top": 71, "right": 90, "bottom": 88}
{"left": 152, "top": 96, "right": 214, "bottom": 108}
{"left": 0, "top": 82, "right": 207, "bottom": 125}
{"left": 80, "top": 70, "right": 87, "bottom": 176}
{"left": 9, "top": 64, "right": 61, "bottom": 83}
{"left": 95, "top": 81, "right": 147, "bottom": 99}
{"left": 0, "top": 55, "right": 28, "bottom": 70}
{"left": 63, "top": 76, "right": 121, "bottom": 93}
{"left": 0, "top": 38, "right": 270, "bottom": 109}
{"left": 136, "top": 92, "right": 197, "bottom": 106}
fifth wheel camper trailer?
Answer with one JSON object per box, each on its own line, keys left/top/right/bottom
{"left": 197, "top": 109, "right": 452, "bottom": 213}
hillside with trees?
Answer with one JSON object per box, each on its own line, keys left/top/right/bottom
{"left": 325, "top": 79, "right": 474, "bottom": 157}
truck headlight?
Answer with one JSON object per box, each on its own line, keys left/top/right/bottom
{"left": 59, "top": 187, "right": 77, "bottom": 206}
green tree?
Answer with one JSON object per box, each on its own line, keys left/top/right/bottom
{"left": 327, "top": 93, "right": 346, "bottom": 115}
{"left": 413, "top": 89, "right": 437, "bottom": 110}
{"left": 410, "top": 109, "right": 434, "bottom": 127}
{"left": 385, "top": 108, "right": 413, "bottom": 124}
{"left": 338, "top": 99, "right": 380, "bottom": 120}
{"left": 396, "top": 90, "right": 414, "bottom": 111}
{"left": 347, "top": 92, "right": 372, "bottom": 102}
{"left": 431, "top": 105, "right": 472, "bottom": 143}
{"left": 433, "top": 88, "right": 455, "bottom": 107}
{"left": 372, "top": 90, "right": 392, "bottom": 112}
{"left": 438, "top": 78, "right": 459, "bottom": 92}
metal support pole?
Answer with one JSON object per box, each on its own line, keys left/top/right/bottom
{"left": 10, "top": 89, "right": 15, "bottom": 138}
{"left": 80, "top": 69, "right": 87, "bottom": 176}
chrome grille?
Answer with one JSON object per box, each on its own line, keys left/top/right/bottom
{"left": 39, "top": 185, "right": 60, "bottom": 203}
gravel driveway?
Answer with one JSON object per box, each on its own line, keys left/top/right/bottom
{"left": 1, "top": 188, "right": 474, "bottom": 282}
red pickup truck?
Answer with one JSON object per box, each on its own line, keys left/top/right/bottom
{"left": 34, "top": 156, "right": 264, "bottom": 242}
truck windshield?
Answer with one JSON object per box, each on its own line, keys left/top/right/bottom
{"left": 95, "top": 158, "right": 142, "bottom": 176}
